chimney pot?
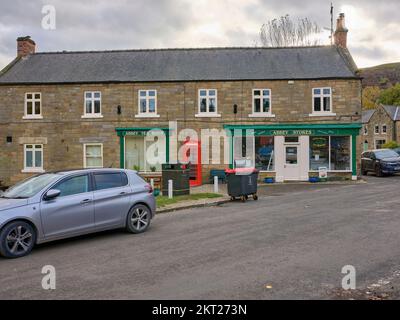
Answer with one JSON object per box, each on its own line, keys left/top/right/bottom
{"left": 17, "top": 36, "right": 36, "bottom": 58}
{"left": 334, "top": 13, "right": 348, "bottom": 48}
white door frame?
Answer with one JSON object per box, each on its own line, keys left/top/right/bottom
{"left": 275, "top": 136, "right": 309, "bottom": 182}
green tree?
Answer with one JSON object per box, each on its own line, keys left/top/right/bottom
{"left": 362, "top": 86, "right": 381, "bottom": 109}
{"left": 378, "top": 83, "right": 400, "bottom": 105}
{"left": 382, "top": 141, "right": 400, "bottom": 149}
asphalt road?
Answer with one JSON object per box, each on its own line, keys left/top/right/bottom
{"left": 1, "top": 175, "right": 400, "bottom": 300}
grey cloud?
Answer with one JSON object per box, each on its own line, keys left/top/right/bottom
{"left": 0, "top": 0, "right": 399, "bottom": 69}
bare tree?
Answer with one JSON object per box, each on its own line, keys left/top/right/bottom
{"left": 260, "top": 15, "right": 322, "bottom": 47}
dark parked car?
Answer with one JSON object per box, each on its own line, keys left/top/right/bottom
{"left": 393, "top": 147, "right": 400, "bottom": 156}
{"left": 0, "top": 169, "right": 156, "bottom": 258}
{"left": 361, "top": 149, "right": 400, "bottom": 177}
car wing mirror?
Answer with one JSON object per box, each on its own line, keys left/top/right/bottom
{"left": 44, "top": 189, "right": 61, "bottom": 200}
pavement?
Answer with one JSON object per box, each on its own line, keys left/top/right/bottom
{"left": 1, "top": 174, "right": 400, "bottom": 299}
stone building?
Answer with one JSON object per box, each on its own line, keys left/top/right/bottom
{"left": 361, "top": 104, "right": 400, "bottom": 151}
{"left": 0, "top": 14, "right": 362, "bottom": 187}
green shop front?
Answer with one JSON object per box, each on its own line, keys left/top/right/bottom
{"left": 116, "top": 127, "right": 170, "bottom": 172}
{"left": 224, "top": 123, "right": 362, "bottom": 182}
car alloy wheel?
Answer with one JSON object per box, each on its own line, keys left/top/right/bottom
{"left": 0, "top": 221, "right": 36, "bottom": 258}
{"left": 126, "top": 205, "right": 151, "bottom": 234}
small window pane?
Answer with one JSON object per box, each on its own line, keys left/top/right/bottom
{"left": 285, "top": 147, "right": 298, "bottom": 164}
{"left": 35, "top": 101, "right": 41, "bottom": 114}
{"left": 200, "top": 98, "right": 207, "bottom": 112}
{"left": 148, "top": 90, "right": 156, "bottom": 97}
{"left": 140, "top": 99, "right": 147, "bottom": 113}
{"left": 200, "top": 90, "right": 207, "bottom": 96}
{"left": 85, "top": 92, "right": 92, "bottom": 99}
{"left": 35, "top": 145, "right": 42, "bottom": 149}
{"left": 314, "top": 89, "right": 321, "bottom": 95}
{"left": 254, "top": 90, "right": 261, "bottom": 96}
{"left": 94, "top": 173, "right": 123, "bottom": 191}
{"left": 209, "top": 90, "right": 216, "bottom": 96}
{"left": 262, "top": 98, "right": 270, "bottom": 113}
{"left": 94, "top": 100, "right": 101, "bottom": 113}
{"left": 27, "top": 102, "right": 33, "bottom": 115}
{"left": 27, "top": 94, "right": 33, "bottom": 99}
{"left": 323, "top": 88, "right": 331, "bottom": 95}
{"left": 149, "top": 99, "right": 156, "bottom": 112}
{"left": 94, "top": 92, "right": 101, "bottom": 99}
{"left": 26, "top": 145, "right": 33, "bottom": 149}
{"left": 323, "top": 97, "right": 331, "bottom": 111}
{"left": 34, "top": 93, "right": 41, "bottom": 99}
{"left": 26, "top": 151, "right": 33, "bottom": 167}
{"left": 314, "top": 97, "right": 321, "bottom": 112}
{"left": 263, "top": 90, "right": 270, "bottom": 96}
{"left": 34, "top": 151, "right": 42, "bottom": 167}
{"left": 86, "top": 145, "right": 101, "bottom": 157}
{"left": 86, "top": 100, "right": 92, "bottom": 114}
{"left": 254, "top": 98, "right": 261, "bottom": 113}
{"left": 209, "top": 98, "right": 216, "bottom": 112}
{"left": 140, "top": 91, "right": 146, "bottom": 97}
{"left": 55, "top": 175, "right": 89, "bottom": 197}
{"left": 285, "top": 136, "right": 299, "bottom": 143}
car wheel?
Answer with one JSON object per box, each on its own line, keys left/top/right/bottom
{"left": 375, "top": 165, "right": 383, "bottom": 177}
{"left": 0, "top": 221, "right": 36, "bottom": 259}
{"left": 126, "top": 204, "right": 151, "bottom": 234}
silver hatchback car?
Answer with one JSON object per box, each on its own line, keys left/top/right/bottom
{"left": 0, "top": 169, "right": 156, "bottom": 258}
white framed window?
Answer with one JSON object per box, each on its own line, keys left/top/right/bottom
{"left": 249, "top": 89, "right": 275, "bottom": 118}
{"left": 136, "top": 90, "right": 160, "bottom": 118}
{"left": 196, "top": 89, "right": 220, "bottom": 117}
{"left": 82, "top": 91, "right": 102, "bottom": 118}
{"left": 24, "top": 93, "right": 42, "bottom": 119}
{"left": 83, "top": 144, "right": 103, "bottom": 168}
{"left": 23, "top": 144, "right": 44, "bottom": 172}
{"left": 310, "top": 87, "right": 335, "bottom": 116}
{"left": 382, "top": 125, "right": 387, "bottom": 134}
{"left": 363, "top": 125, "right": 368, "bottom": 135}
{"left": 374, "top": 125, "right": 380, "bottom": 134}
{"left": 375, "top": 139, "right": 386, "bottom": 149}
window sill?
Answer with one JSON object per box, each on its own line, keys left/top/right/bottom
{"left": 81, "top": 114, "right": 104, "bottom": 119}
{"left": 22, "top": 168, "right": 45, "bottom": 173}
{"left": 309, "top": 113, "right": 336, "bottom": 117}
{"left": 248, "top": 113, "right": 276, "bottom": 118}
{"left": 22, "top": 115, "right": 43, "bottom": 120}
{"left": 135, "top": 114, "right": 161, "bottom": 118}
{"left": 195, "top": 113, "right": 221, "bottom": 118}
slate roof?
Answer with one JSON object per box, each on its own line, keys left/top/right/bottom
{"left": 362, "top": 109, "right": 376, "bottom": 124}
{"left": 382, "top": 105, "right": 400, "bottom": 121}
{"left": 0, "top": 46, "right": 359, "bottom": 85}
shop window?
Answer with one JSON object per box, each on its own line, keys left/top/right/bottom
{"left": 255, "top": 136, "right": 274, "bottom": 171}
{"left": 309, "top": 136, "right": 329, "bottom": 171}
{"left": 330, "top": 136, "right": 351, "bottom": 171}
{"left": 233, "top": 135, "right": 254, "bottom": 168}
{"left": 125, "top": 135, "right": 164, "bottom": 172}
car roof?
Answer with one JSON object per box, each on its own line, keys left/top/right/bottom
{"left": 47, "top": 168, "right": 135, "bottom": 175}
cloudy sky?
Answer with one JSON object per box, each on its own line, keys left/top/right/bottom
{"left": 1, "top": 0, "right": 399, "bottom": 70}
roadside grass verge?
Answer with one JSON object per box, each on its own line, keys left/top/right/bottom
{"left": 156, "top": 193, "right": 223, "bottom": 208}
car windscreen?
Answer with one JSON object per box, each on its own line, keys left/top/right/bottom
{"left": 1, "top": 173, "right": 61, "bottom": 199}
{"left": 375, "top": 150, "right": 400, "bottom": 160}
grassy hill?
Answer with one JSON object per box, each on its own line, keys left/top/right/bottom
{"left": 359, "top": 62, "right": 400, "bottom": 88}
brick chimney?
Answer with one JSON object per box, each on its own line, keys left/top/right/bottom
{"left": 334, "top": 13, "right": 348, "bottom": 48}
{"left": 17, "top": 36, "right": 36, "bottom": 58}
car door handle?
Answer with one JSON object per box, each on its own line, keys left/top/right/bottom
{"left": 119, "top": 191, "right": 127, "bottom": 195}
{"left": 80, "top": 199, "right": 92, "bottom": 204}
